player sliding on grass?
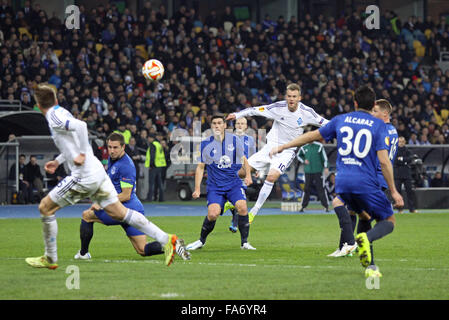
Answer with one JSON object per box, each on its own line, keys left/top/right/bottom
{"left": 270, "top": 85, "right": 404, "bottom": 278}
{"left": 26, "top": 84, "right": 188, "bottom": 269}
{"left": 225, "top": 83, "right": 328, "bottom": 224}
{"left": 75, "top": 132, "right": 190, "bottom": 261}
{"left": 186, "top": 115, "right": 256, "bottom": 251}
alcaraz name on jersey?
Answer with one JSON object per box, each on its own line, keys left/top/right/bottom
{"left": 200, "top": 132, "right": 246, "bottom": 190}
{"left": 377, "top": 123, "right": 398, "bottom": 189}
{"left": 319, "top": 110, "right": 389, "bottom": 194}
{"left": 107, "top": 152, "right": 144, "bottom": 213}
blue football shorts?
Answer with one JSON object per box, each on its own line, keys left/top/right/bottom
{"left": 337, "top": 189, "right": 394, "bottom": 221}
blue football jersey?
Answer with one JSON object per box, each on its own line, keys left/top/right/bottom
{"left": 377, "top": 123, "right": 398, "bottom": 189}
{"left": 200, "top": 133, "right": 246, "bottom": 190}
{"left": 319, "top": 110, "right": 389, "bottom": 194}
{"left": 236, "top": 134, "right": 256, "bottom": 159}
{"left": 107, "top": 153, "right": 143, "bottom": 211}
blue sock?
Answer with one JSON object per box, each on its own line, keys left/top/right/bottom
{"left": 367, "top": 220, "right": 394, "bottom": 242}
{"left": 80, "top": 219, "right": 93, "bottom": 255}
{"left": 144, "top": 241, "right": 163, "bottom": 256}
{"left": 238, "top": 214, "right": 250, "bottom": 246}
{"left": 335, "top": 206, "right": 355, "bottom": 248}
{"left": 200, "top": 216, "right": 216, "bottom": 244}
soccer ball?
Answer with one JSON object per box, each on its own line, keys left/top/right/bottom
{"left": 142, "top": 59, "right": 164, "bottom": 81}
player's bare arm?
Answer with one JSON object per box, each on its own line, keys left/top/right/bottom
{"left": 269, "top": 130, "right": 323, "bottom": 157}
{"left": 193, "top": 162, "right": 205, "bottom": 199}
{"left": 377, "top": 149, "right": 404, "bottom": 208}
{"left": 242, "top": 156, "right": 253, "bottom": 186}
{"left": 117, "top": 187, "right": 132, "bottom": 202}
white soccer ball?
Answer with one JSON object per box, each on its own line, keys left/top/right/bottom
{"left": 142, "top": 59, "right": 164, "bottom": 81}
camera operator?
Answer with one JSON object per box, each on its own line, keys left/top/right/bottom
{"left": 394, "top": 136, "right": 418, "bottom": 213}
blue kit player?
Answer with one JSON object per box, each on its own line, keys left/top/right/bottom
{"left": 186, "top": 115, "right": 256, "bottom": 251}
{"left": 270, "top": 86, "right": 404, "bottom": 278}
{"left": 75, "top": 132, "right": 190, "bottom": 261}
{"left": 223, "top": 117, "right": 256, "bottom": 233}
{"left": 327, "top": 99, "right": 399, "bottom": 259}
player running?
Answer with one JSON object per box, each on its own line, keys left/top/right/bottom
{"left": 74, "top": 132, "right": 190, "bottom": 261}
{"left": 225, "top": 83, "right": 328, "bottom": 224}
{"left": 223, "top": 117, "right": 256, "bottom": 233}
{"left": 25, "top": 84, "right": 187, "bottom": 269}
{"left": 327, "top": 99, "right": 399, "bottom": 262}
{"left": 270, "top": 86, "right": 404, "bottom": 278}
{"left": 186, "top": 115, "right": 255, "bottom": 251}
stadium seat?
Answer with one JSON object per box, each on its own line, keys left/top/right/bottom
{"left": 441, "top": 109, "right": 449, "bottom": 121}
{"left": 425, "top": 29, "right": 432, "bottom": 39}
{"left": 191, "top": 106, "right": 200, "bottom": 115}
{"left": 236, "top": 21, "right": 244, "bottom": 29}
{"left": 95, "top": 43, "right": 103, "bottom": 53}
{"left": 416, "top": 45, "right": 425, "bottom": 57}
{"left": 433, "top": 109, "right": 443, "bottom": 126}
{"left": 413, "top": 40, "right": 420, "bottom": 49}
{"left": 18, "top": 27, "right": 32, "bottom": 39}
{"left": 135, "top": 45, "right": 148, "bottom": 60}
{"left": 209, "top": 27, "right": 218, "bottom": 37}
{"left": 194, "top": 26, "right": 202, "bottom": 33}
{"left": 224, "top": 21, "right": 233, "bottom": 34}
{"left": 54, "top": 49, "right": 62, "bottom": 57}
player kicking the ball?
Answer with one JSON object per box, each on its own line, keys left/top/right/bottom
{"left": 270, "top": 86, "right": 404, "bottom": 278}
{"left": 225, "top": 83, "right": 328, "bottom": 224}
{"left": 25, "top": 84, "right": 188, "bottom": 269}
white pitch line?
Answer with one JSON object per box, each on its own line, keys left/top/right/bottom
{"left": 4, "top": 257, "right": 449, "bottom": 272}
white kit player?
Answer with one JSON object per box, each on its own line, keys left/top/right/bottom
{"left": 226, "top": 83, "right": 329, "bottom": 223}
{"left": 25, "top": 84, "right": 188, "bottom": 269}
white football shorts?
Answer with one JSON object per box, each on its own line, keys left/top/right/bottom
{"left": 48, "top": 171, "right": 118, "bottom": 209}
{"left": 248, "top": 143, "right": 297, "bottom": 174}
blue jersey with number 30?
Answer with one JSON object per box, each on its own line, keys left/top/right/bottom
{"left": 319, "top": 110, "right": 389, "bottom": 194}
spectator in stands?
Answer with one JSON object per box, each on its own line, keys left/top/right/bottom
{"left": 430, "top": 172, "right": 446, "bottom": 187}
{"left": 9, "top": 154, "right": 31, "bottom": 204}
{"left": 24, "top": 155, "right": 45, "bottom": 202}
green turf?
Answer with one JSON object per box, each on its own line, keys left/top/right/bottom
{"left": 1, "top": 212, "right": 449, "bottom": 300}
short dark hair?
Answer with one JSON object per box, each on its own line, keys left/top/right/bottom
{"left": 106, "top": 132, "right": 125, "bottom": 146}
{"left": 211, "top": 115, "right": 225, "bottom": 123}
{"left": 354, "top": 85, "right": 375, "bottom": 110}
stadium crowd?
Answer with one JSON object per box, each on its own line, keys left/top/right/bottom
{"left": 1, "top": 2, "right": 449, "bottom": 171}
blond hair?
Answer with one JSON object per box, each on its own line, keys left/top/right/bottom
{"left": 375, "top": 99, "right": 392, "bottom": 115}
{"left": 286, "top": 83, "right": 301, "bottom": 95}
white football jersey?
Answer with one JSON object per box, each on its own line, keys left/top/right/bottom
{"left": 46, "top": 105, "right": 104, "bottom": 180}
{"left": 234, "top": 101, "right": 329, "bottom": 146}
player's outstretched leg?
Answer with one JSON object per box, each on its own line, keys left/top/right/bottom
{"left": 249, "top": 180, "right": 274, "bottom": 223}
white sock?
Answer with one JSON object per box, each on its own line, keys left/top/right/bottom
{"left": 122, "top": 209, "right": 169, "bottom": 245}
{"left": 251, "top": 181, "right": 274, "bottom": 216}
{"left": 41, "top": 215, "right": 58, "bottom": 263}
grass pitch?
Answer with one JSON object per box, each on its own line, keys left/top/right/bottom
{"left": 1, "top": 209, "right": 448, "bottom": 300}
